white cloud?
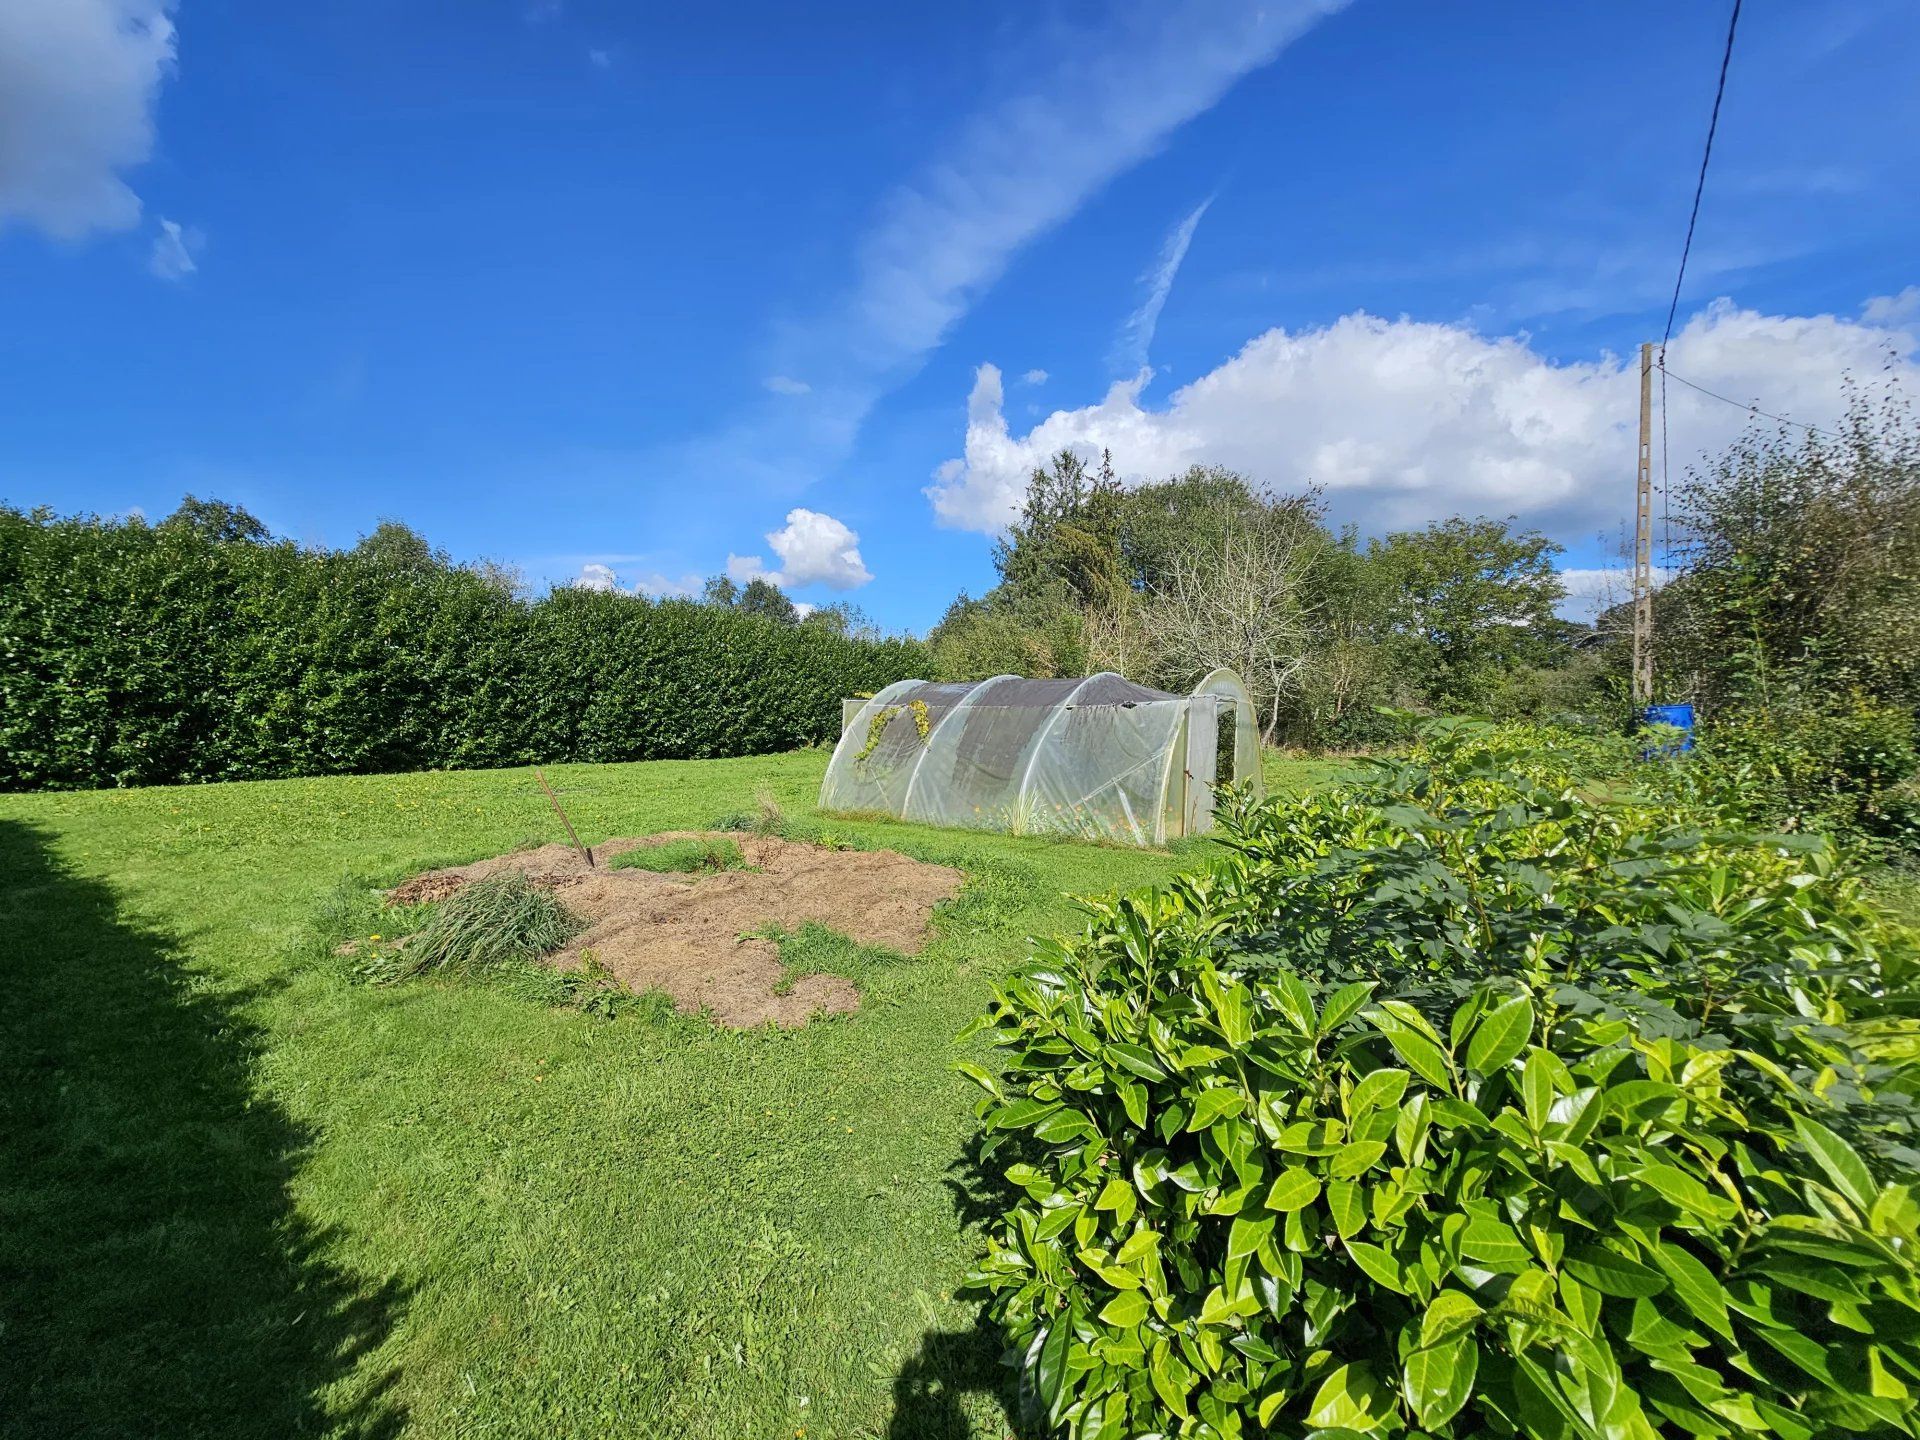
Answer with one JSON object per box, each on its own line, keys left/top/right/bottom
{"left": 1864, "top": 287, "right": 1920, "bottom": 326}
{"left": 727, "top": 508, "right": 873, "bottom": 591}
{"left": 1112, "top": 197, "right": 1211, "bottom": 373}
{"left": 659, "top": 1, "right": 1347, "bottom": 500}
{"left": 0, "top": 0, "right": 177, "bottom": 238}
{"left": 571, "top": 562, "right": 701, "bottom": 598}
{"left": 147, "top": 215, "right": 199, "bottom": 279}
{"left": 1021, "top": 369, "right": 1049, "bottom": 386}
{"left": 793, "top": 601, "right": 817, "bottom": 620}
{"left": 632, "top": 570, "right": 702, "bottom": 599}
{"left": 587, "top": 47, "right": 612, "bottom": 70}
{"left": 818, "top": 4, "right": 1338, "bottom": 387}
{"left": 763, "top": 374, "right": 811, "bottom": 396}
{"left": 929, "top": 295, "right": 1920, "bottom": 539}
{"left": 1555, "top": 566, "right": 1676, "bottom": 622}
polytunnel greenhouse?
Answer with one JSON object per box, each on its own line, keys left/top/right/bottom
{"left": 818, "top": 670, "right": 1263, "bottom": 845}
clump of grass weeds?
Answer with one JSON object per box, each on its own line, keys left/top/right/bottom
{"left": 367, "top": 872, "right": 580, "bottom": 983}
{"left": 712, "top": 787, "right": 786, "bottom": 836}
{"left": 608, "top": 836, "right": 748, "bottom": 875}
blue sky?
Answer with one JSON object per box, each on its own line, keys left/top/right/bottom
{"left": 3, "top": 0, "right": 1917, "bottom": 629}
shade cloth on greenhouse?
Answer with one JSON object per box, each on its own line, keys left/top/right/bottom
{"left": 818, "top": 670, "right": 1260, "bottom": 845}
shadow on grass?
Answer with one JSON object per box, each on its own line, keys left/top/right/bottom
{"left": 885, "top": 1129, "right": 1043, "bottom": 1440}
{"left": 0, "top": 819, "right": 407, "bottom": 1438}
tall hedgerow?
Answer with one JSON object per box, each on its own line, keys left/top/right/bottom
{"left": 0, "top": 505, "right": 926, "bottom": 790}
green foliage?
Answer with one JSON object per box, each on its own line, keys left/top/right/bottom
{"left": 606, "top": 836, "right": 748, "bottom": 874}
{"left": 1652, "top": 694, "right": 1920, "bottom": 855}
{"left": 929, "top": 587, "right": 1091, "bottom": 682}
{"left": 0, "top": 504, "right": 927, "bottom": 790}
{"left": 737, "top": 576, "right": 800, "bottom": 624}
{"left": 363, "top": 872, "right": 581, "bottom": 982}
{"left": 1364, "top": 516, "right": 1572, "bottom": 714}
{"left": 1661, "top": 379, "right": 1920, "bottom": 718}
{"left": 964, "top": 721, "right": 1920, "bottom": 1438}
{"left": 929, "top": 456, "right": 1596, "bottom": 742}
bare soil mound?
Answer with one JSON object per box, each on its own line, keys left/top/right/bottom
{"left": 388, "top": 834, "right": 963, "bottom": 1028}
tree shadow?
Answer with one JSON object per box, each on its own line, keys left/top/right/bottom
{"left": 884, "top": 1128, "right": 1044, "bottom": 1440}
{"left": 0, "top": 819, "right": 407, "bottom": 1439}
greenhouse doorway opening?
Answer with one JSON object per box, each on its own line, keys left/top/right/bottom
{"left": 819, "top": 670, "right": 1262, "bottom": 846}
{"left": 1215, "top": 709, "right": 1237, "bottom": 788}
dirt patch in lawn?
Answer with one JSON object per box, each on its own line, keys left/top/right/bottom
{"left": 388, "top": 833, "right": 963, "bottom": 1028}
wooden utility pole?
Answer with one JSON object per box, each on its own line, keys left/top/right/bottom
{"left": 1631, "top": 342, "right": 1655, "bottom": 707}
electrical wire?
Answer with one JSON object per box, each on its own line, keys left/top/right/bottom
{"left": 1655, "top": 361, "right": 1847, "bottom": 441}
{"left": 1660, "top": 0, "right": 1744, "bottom": 356}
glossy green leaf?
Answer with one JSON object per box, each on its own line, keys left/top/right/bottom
{"left": 1350, "top": 1067, "right": 1410, "bottom": 1119}
{"left": 1306, "top": 1362, "right": 1393, "bottom": 1433}
{"left": 1326, "top": 1179, "right": 1366, "bottom": 1238}
{"left": 1563, "top": 1244, "right": 1667, "bottom": 1298}
{"left": 1319, "top": 981, "right": 1374, "bottom": 1033}
{"left": 1330, "top": 1140, "right": 1388, "bottom": 1178}
{"left": 1345, "top": 1240, "right": 1406, "bottom": 1294}
{"left": 1405, "top": 1333, "right": 1477, "bottom": 1429}
{"left": 1458, "top": 1213, "right": 1530, "bottom": 1265}
{"left": 1229, "top": 1212, "right": 1275, "bottom": 1259}
{"left": 1099, "top": 1290, "right": 1149, "bottom": 1329}
{"left": 1149, "top": 1346, "right": 1193, "bottom": 1420}
{"left": 1464, "top": 994, "right": 1534, "bottom": 1075}
{"left": 1036, "top": 1317, "right": 1071, "bottom": 1421}
{"left": 1187, "top": 1087, "right": 1245, "bottom": 1131}
{"left": 1094, "top": 1174, "right": 1136, "bottom": 1226}
{"left": 1266, "top": 1166, "right": 1322, "bottom": 1213}
{"left": 1421, "top": 1289, "right": 1482, "bottom": 1347}
{"left": 1791, "top": 1115, "right": 1877, "bottom": 1213}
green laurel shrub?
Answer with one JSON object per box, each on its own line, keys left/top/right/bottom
{"left": 964, "top": 722, "right": 1920, "bottom": 1439}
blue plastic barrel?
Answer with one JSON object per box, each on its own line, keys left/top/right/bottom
{"left": 1641, "top": 702, "right": 1695, "bottom": 756}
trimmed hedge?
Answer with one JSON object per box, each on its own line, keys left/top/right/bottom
{"left": 0, "top": 506, "right": 927, "bottom": 790}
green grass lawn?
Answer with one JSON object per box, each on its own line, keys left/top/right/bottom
{"left": 0, "top": 746, "right": 1339, "bottom": 1439}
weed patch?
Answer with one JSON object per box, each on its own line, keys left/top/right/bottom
{"left": 607, "top": 836, "right": 749, "bottom": 875}
{"left": 365, "top": 872, "right": 580, "bottom": 983}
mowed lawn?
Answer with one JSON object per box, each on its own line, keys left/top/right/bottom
{"left": 0, "top": 745, "right": 1341, "bottom": 1440}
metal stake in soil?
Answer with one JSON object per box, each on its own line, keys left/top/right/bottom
{"left": 535, "top": 767, "right": 594, "bottom": 868}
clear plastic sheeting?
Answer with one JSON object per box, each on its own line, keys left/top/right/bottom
{"left": 818, "top": 670, "right": 1264, "bottom": 845}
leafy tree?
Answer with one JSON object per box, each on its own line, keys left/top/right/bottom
{"left": 1368, "top": 517, "right": 1567, "bottom": 711}
{"left": 994, "top": 449, "right": 1129, "bottom": 612}
{"left": 737, "top": 577, "right": 799, "bottom": 624}
{"left": 1662, "top": 377, "right": 1920, "bottom": 715}
{"left": 161, "top": 495, "right": 270, "bottom": 544}
{"left": 928, "top": 589, "right": 1087, "bottom": 681}
{"left": 701, "top": 575, "right": 740, "bottom": 607}
{"left": 1115, "top": 465, "right": 1267, "bottom": 595}
{"left": 799, "top": 600, "right": 880, "bottom": 640}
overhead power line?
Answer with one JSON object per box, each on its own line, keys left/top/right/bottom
{"left": 1655, "top": 361, "right": 1846, "bottom": 442}
{"left": 1660, "top": 0, "right": 1744, "bottom": 354}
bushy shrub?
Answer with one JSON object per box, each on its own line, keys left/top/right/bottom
{"left": 963, "top": 721, "right": 1920, "bottom": 1439}
{"left": 1663, "top": 696, "right": 1920, "bottom": 856}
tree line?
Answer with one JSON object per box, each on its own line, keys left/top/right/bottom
{"left": 920, "top": 377, "right": 1919, "bottom": 846}
{"left": 927, "top": 452, "right": 1586, "bottom": 746}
